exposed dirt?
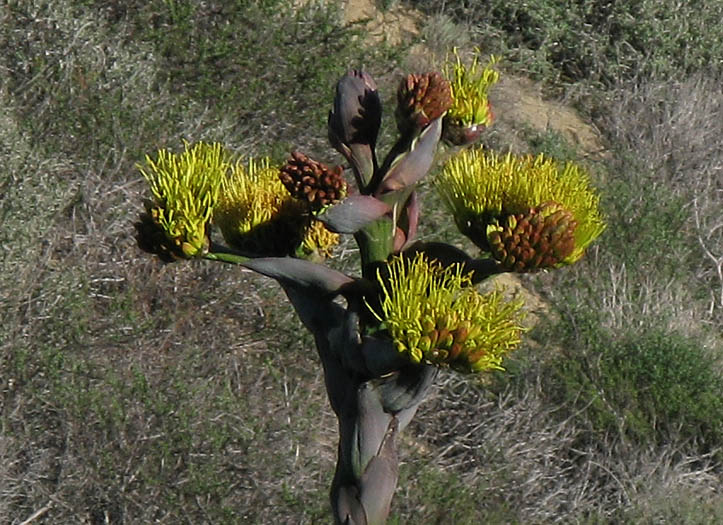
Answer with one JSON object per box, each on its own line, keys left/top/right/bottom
{"left": 489, "top": 75, "right": 606, "bottom": 157}
{"left": 342, "top": 0, "right": 422, "bottom": 46}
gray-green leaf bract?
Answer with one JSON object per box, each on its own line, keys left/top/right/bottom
{"left": 376, "top": 117, "right": 443, "bottom": 195}
{"left": 242, "top": 257, "right": 353, "bottom": 295}
{"left": 318, "top": 195, "right": 392, "bottom": 234}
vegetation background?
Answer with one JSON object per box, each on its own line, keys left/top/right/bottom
{"left": 1, "top": 0, "right": 721, "bottom": 523}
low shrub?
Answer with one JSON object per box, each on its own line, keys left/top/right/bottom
{"left": 413, "top": 0, "right": 723, "bottom": 85}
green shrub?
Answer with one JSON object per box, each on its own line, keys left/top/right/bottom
{"left": 600, "top": 161, "right": 692, "bottom": 281}
{"left": 543, "top": 314, "right": 723, "bottom": 455}
{"left": 390, "top": 463, "right": 516, "bottom": 525}
{"left": 415, "top": 0, "right": 723, "bottom": 85}
{"left": 526, "top": 129, "right": 579, "bottom": 163}
{"left": 596, "top": 75, "right": 723, "bottom": 324}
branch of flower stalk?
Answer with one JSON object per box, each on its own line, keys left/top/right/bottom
{"left": 203, "top": 250, "right": 249, "bottom": 265}
{"left": 206, "top": 241, "right": 366, "bottom": 303}
{"left": 397, "top": 190, "right": 420, "bottom": 250}
{"left": 242, "top": 257, "right": 355, "bottom": 296}
{"left": 355, "top": 216, "right": 396, "bottom": 273}
{"left": 362, "top": 116, "right": 443, "bottom": 257}
{"left": 348, "top": 187, "right": 423, "bottom": 269}
{"left": 317, "top": 194, "right": 392, "bottom": 234}
{"left": 372, "top": 117, "right": 443, "bottom": 196}
{"left": 403, "top": 241, "right": 503, "bottom": 283}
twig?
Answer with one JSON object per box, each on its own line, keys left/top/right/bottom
{"left": 19, "top": 503, "right": 53, "bottom": 525}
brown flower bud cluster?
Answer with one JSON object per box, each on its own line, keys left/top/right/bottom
{"left": 413, "top": 313, "right": 490, "bottom": 370}
{"left": 395, "top": 72, "right": 453, "bottom": 134}
{"left": 487, "top": 202, "right": 578, "bottom": 272}
{"left": 279, "top": 151, "right": 347, "bottom": 212}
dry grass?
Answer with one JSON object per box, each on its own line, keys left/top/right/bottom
{"left": 599, "top": 74, "right": 723, "bottom": 328}
{"left": 391, "top": 363, "right": 721, "bottom": 524}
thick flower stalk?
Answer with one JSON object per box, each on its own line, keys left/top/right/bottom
{"left": 443, "top": 49, "right": 500, "bottom": 145}
{"left": 436, "top": 147, "right": 605, "bottom": 268}
{"left": 214, "top": 156, "right": 339, "bottom": 258}
{"left": 370, "top": 253, "right": 524, "bottom": 373}
{"left": 136, "top": 141, "right": 229, "bottom": 259}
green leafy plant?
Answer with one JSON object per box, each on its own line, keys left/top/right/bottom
{"left": 416, "top": 0, "right": 723, "bottom": 86}
{"left": 134, "top": 52, "right": 604, "bottom": 523}
{"left": 544, "top": 315, "right": 723, "bottom": 455}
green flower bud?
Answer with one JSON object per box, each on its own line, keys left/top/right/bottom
{"left": 418, "top": 335, "right": 433, "bottom": 354}
{"left": 421, "top": 316, "right": 436, "bottom": 334}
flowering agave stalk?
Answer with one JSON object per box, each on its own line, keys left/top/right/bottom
{"left": 134, "top": 52, "right": 604, "bottom": 524}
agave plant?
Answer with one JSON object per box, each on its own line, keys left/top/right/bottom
{"left": 134, "top": 52, "right": 604, "bottom": 524}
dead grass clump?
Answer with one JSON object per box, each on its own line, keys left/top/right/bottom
{"left": 598, "top": 74, "right": 723, "bottom": 326}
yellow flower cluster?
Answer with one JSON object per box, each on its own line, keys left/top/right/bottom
{"left": 436, "top": 147, "right": 606, "bottom": 264}
{"left": 444, "top": 49, "right": 499, "bottom": 128}
{"left": 372, "top": 253, "right": 524, "bottom": 373}
{"left": 299, "top": 219, "right": 341, "bottom": 260}
{"left": 215, "top": 157, "right": 339, "bottom": 257}
{"left": 138, "top": 141, "right": 229, "bottom": 257}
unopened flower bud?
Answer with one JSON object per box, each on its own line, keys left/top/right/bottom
{"left": 279, "top": 152, "right": 347, "bottom": 212}
{"left": 421, "top": 316, "right": 436, "bottom": 334}
{"left": 395, "top": 72, "right": 452, "bottom": 135}
{"left": 487, "top": 202, "right": 578, "bottom": 272}
{"left": 418, "top": 336, "right": 433, "bottom": 354}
